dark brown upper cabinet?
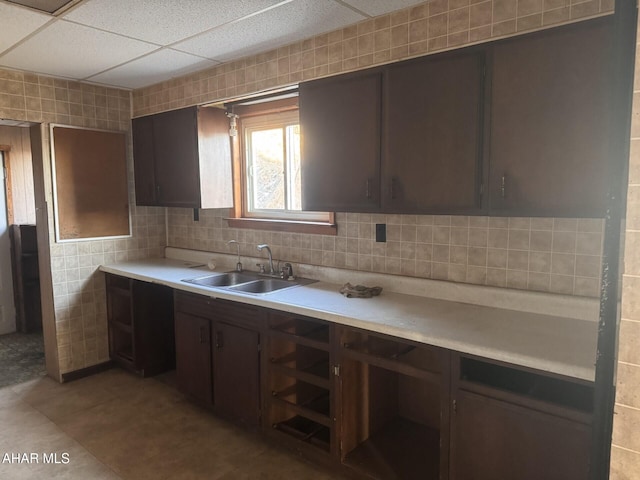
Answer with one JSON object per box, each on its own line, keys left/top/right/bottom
{"left": 300, "top": 69, "right": 383, "bottom": 212}
{"left": 132, "top": 106, "right": 233, "bottom": 209}
{"left": 384, "top": 50, "right": 485, "bottom": 214}
{"left": 300, "top": 50, "right": 485, "bottom": 215}
{"left": 488, "top": 18, "right": 613, "bottom": 217}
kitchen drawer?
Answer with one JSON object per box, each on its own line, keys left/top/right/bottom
{"left": 174, "top": 290, "right": 215, "bottom": 318}
{"left": 212, "top": 299, "right": 265, "bottom": 331}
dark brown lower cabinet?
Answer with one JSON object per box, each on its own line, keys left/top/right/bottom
{"left": 337, "top": 327, "right": 451, "bottom": 480}
{"left": 173, "top": 291, "right": 263, "bottom": 426}
{"left": 141, "top": 285, "right": 595, "bottom": 479}
{"left": 212, "top": 321, "right": 260, "bottom": 427}
{"left": 106, "top": 273, "right": 174, "bottom": 377}
{"left": 450, "top": 355, "right": 593, "bottom": 480}
{"left": 175, "top": 311, "right": 213, "bottom": 406}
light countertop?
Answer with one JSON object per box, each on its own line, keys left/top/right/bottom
{"left": 100, "top": 257, "right": 598, "bottom": 382}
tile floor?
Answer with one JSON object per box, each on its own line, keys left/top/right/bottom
{"left": 0, "top": 332, "right": 46, "bottom": 388}
{"left": 0, "top": 368, "right": 344, "bottom": 479}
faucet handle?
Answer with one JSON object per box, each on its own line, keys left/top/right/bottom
{"left": 282, "top": 263, "right": 294, "bottom": 280}
{"left": 228, "top": 240, "right": 242, "bottom": 272}
{"left": 256, "top": 263, "right": 266, "bottom": 274}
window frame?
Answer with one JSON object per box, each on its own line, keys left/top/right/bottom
{"left": 226, "top": 95, "right": 336, "bottom": 235}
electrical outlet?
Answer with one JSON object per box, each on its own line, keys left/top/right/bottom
{"left": 375, "top": 224, "right": 386, "bottom": 243}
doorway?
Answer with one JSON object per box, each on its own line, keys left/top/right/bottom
{"left": 0, "top": 150, "right": 15, "bottom": 335}
{"left": 0, "top": 128, "right": 46, "bottom": 387}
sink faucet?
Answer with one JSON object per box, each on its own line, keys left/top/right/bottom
{"left": 228, "top": 240, "right": 242, "bottom": 272}
{"left": 257, "top": 244, "right": 276, "bottom": 275}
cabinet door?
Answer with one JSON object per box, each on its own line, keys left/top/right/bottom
{"left": 152, "top": 107, "right": 201, "bottom": 208}
{"left": 131, "top": 281, "right": 175, "bottom": 377}
{"left": 131, "top": 115, "right": 158, "bottom": 206}
{"left": 450, "top": 390, "right": 591, "bottom": 480}
{"left": 175, "top": 312, "right": 213, "bottom": 406}
{"left": 213, "top": 322, "right": 260, "bottom": 427}
{"left": 300, "top": 69, "right": 382, "bottom": 212}
{"left": 384, "top": 50, "right": 485, "bottom": 214}
{"left": 489, "top": 18, "right": 612, "bottom": 217}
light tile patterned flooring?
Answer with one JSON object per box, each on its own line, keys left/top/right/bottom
{"left": 0, "top": 369, "right": 342, "bottom": 479}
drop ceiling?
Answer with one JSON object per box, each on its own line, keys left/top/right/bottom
{"left": 0, "top": 0, "right": 426, "bottom": 90}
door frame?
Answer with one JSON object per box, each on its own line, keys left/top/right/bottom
{"left": 28, "top": 124, "right": 59, "bottom": 381}
{"left": 0, "top": 146, "right": 14, "bottom": 225}
{"left": 0, "top": 147, "right": 16, "bottom": 335}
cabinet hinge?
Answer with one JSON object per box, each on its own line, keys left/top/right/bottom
{"left": 453, "top": 399, "right": 457, "bottom": 414}
{"left": 333, "top": 364, "right": 341, "bottom": 377}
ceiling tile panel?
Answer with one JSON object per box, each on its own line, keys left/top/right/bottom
{"left": 6, "top": 0, "right": 75, "bottom": 14}
{"left": 63, "top": 0, "right": 286, "bottom": 46}
{"left": 86, "top": 49, "right": 218, "bottom": 89}
{"left": 173, "top": 0, "right": 365, "bottom": 62}
{"left": 341, "top": 0, "right": 426, "bottom": 17}
{"left": 0, "top": 2, "right": 51, "bottom": 54}
{"left": 0, "top": 20, "right": 157, "bottom": 79}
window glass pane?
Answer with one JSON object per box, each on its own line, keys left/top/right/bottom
{"left": 249, "top": 128, "right": 285, "bottom": 210}
{"left": 239, "top": 107, "right": 330, "bottom": 224}
{"left": 287, "top": 124, "right": 302, "bottom": 211}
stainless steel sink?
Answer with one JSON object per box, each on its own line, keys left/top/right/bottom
{"left": 228, "top": 278, "right": 297, "bottom": 294}
{"left": 182, "top": 271, "right": 259, "bottom": 287}
{"left": 182, "top": 271, "right": 316, "bottom": 294}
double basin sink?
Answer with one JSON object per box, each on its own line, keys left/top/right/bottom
{"left": 182, "top": 271, "right": 316, "bottom": 295}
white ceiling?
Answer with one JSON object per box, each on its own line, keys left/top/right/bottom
{"left": 0, "top": 0, "right": 427, "bottom": 90}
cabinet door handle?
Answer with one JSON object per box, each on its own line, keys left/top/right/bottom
{"left": 156, "top": 184, "right": 161, "bottom": 200}
{"left": 365, "top": 179, "right": 372, "bottom": 199}
{"left": 199, "top": 326, "right": 206, "bottom": 344}
{"left": 500, "top": 174, "right": 506, "bottom": 199}
{"left": 215, "top": 331, "right": 223, "bottom": 349}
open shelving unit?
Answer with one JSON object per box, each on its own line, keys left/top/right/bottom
{"left": 105, "top": 273, "right": 175, "bottom": 377}
{"left": 266, "top": 312, "right": 334, "bottom": 454}
{"left": 106, "top": 274, "right": 135, "bottom": 368}
{"left": 338, "top": 327, "right": 450, "bottom": 480}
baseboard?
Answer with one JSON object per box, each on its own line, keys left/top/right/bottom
{"left": 61, "top": 360, "right": 114, "bottom": 383}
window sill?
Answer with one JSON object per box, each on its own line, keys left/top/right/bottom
{"left": 226, "top": 217, "right": 337, "bottom": 235}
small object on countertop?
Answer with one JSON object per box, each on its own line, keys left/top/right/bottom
{"left": 339, "top": 283, "right": 382, "bottom": 298}
{"left": 207, "top": 259, "right": 216, "bottom": 270}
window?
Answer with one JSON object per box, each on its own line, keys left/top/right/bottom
{"left": 226, "top": 95, "right": 335, "bottom": 234}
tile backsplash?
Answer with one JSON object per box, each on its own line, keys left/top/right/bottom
{"left": 168, "top": 209, "right": 604, "bottom": 298}
{"left": 132, "top": 0, "right": 613, "bottom": 118}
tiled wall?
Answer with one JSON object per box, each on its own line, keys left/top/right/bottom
{"left": 611, "top": 14, "right": 640, "bottom": 480}
{"left": 169, "top": 209, "right": 604, "bottom": 297}
{"left": 150, "top": 0, "right": 611, "bottom": 300}
{"left": 132, "top": 0, "right": 613, "bottom": 117}
{"left": 0, "top": 68, "right": 166, "bottom": 375}
{"left": 0, "top": 0, "right": 615, "bottom": 374}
